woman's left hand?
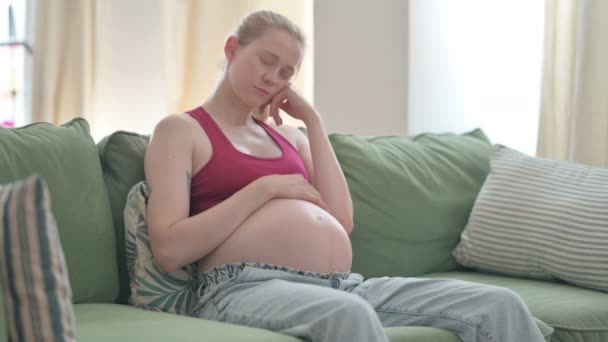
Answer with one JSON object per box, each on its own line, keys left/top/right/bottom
{"left": 262, "top": 84, "right": 318, "bottom": 126}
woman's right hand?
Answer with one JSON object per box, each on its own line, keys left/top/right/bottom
{"left": 257, "top": 174, "right": 329, "bottom": 211}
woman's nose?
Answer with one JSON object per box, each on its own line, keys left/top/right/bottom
{"left": 263, "top": 70, "right": 279, "bottom": 85}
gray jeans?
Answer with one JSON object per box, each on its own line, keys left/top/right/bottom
{"left": 192, "top": 263, "right": 546, "bottom": 342}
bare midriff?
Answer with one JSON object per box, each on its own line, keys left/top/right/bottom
{"left": 197, "top": 198, "right": 353, "bottom": 273}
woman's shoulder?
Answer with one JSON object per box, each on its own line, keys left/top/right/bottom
{"left": 153, "top": 113, "right": 202, "bottom": 138}
{"left": 271, "top": 123, "right": 305, "bottom": 139}
{"left": 269, "top": 123, "right": 308, "bottom": 150}
{"left": 149, "top": 113, "right": 203, "bottom": 147}
{"left": 154, "top": 112, "right": 196, "bottom": 130}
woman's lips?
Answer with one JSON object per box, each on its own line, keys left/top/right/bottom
{"left": 254, "top": 86, "right": 270, "bottom": 96}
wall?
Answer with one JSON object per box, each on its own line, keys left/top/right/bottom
{"left": 92, "top": 0, "right": 411, "bottom": 139}
{"left": 93, "top": 0, "right": 544, "bottom": 148}
{"left": 91, "top": 0, "right": 313, "bottom": 141}
{"left": 314, "top": 0, "right": 409, "bottom": 135}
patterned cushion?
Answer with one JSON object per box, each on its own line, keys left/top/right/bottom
{"left": 453, "top": 145, "right": 608, "bottom": 292}
{"left": 124, "top": 181, "right": 197, "bottom": 315}
{"left": 0, "top": 175, "right": 76, "bottom": 341}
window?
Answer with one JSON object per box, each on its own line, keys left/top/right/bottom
{"left": 408, "top": 0, "right": 545, "bottom": 156}
{"left": 1, "top": 0, "right": 32, "bottom": 128}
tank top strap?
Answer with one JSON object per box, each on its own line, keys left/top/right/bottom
{"left": 186, "top": 106, "right": 228, "bottom": 152}
{"left": 253, "top": 118, "right": 299, "bottom": 154}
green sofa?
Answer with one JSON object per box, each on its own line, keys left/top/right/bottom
{"left": 1, "top": 118, "right": 607, "bottom": 342}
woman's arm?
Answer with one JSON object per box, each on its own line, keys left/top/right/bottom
{"left": 300, "top": 116, "right": 354, "bottom": 234}
{"left": 269, "top": 86, "right": 354, "bottom": 234}
{"left": 146, "top": 114, "right": 328, "bottom": 272}
{"left": 145, "top": 115, "right": 272, "bottom": 273}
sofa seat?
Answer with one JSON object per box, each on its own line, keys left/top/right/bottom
{"left": 74, "top": 303, "right": 300, "bottom": 342}
{"left": 75, "top": 303, "right": 463, "bottom": 342}
{"left": 425, "top": 271, "right": 608, "bottom": 342}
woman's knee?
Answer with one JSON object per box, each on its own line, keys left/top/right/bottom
{"left": 478, "top": 285, "right": 530, "bottom": 317}
{"left": 316, "top": 294, "right": 384, "bottom": 337}
{"left": 325, "top": 292, "right": 378, "bottom": 321}
{"left": 341, "top": 293, "right": 375, "bottom": 310}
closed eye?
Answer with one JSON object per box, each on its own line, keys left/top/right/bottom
{"left": 280, "top": 70, "right": 294, "bottom": 80}
{"left": 258, "top": 52, "right": 295, "bottom": 79}
{"left": 259, "top": 56, "right": 275, "bottom": 66}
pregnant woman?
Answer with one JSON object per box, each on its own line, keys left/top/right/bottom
{"left": 144, "top": 10, "right": 546, "bottom": 342}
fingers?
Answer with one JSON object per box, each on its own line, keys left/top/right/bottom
{"left": 270, "top": 101, "right": 283, "bottom": 125}
{"left": 301, "top": 180, "right": 329, "bottom": 211}
{"left": 272, "top": 111, "right": 283, "bottom": 126}
{"left": 309, "top": 191, "right": 329, "bottom": 211}
{"left": 270, "top": 174, "right": 329, "bottom": 211}
{"left": 269, "top": 87, "right": 290, "bottom": 125}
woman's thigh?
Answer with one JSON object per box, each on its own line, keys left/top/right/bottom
{"left": 195, "top": 265, "right": 386, "bottom": 341}
{"left": 344, "top": 276, "right": 546, "bottom": 342}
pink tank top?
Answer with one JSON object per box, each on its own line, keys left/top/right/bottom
{"left": 187, "top": 106, "right": 310, "bottom": 216}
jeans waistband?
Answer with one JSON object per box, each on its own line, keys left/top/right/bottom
{"left": 197, "top": 262, "right": 350, "bottom": 294}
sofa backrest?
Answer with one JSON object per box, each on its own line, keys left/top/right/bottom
{"left": 330, "top": 129, "right": 492, "bottom": 278}
{"left": 99, "top": 127, "right": 493, "bottom": 303}
{"left": 97, "top": 131, "right": 150, "bottom": 304}
{"left": 0, "top": 119, "right": 119, "bottom": 304}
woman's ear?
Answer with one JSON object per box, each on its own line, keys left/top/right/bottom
{"left": 224, "top": 36, "right": 239, "bottom": 62}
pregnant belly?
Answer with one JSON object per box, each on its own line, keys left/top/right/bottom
{"left": 198, "top": 199, "right": 353, "bottom": 273}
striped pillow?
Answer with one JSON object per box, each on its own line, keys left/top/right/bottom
{"left": 0, "top": 175, "right": 76, "bottom": 341}
{"left": 453, "top": 145, "right": 608, "bottom": 292}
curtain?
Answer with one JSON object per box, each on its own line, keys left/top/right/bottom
{"left": 162, "top": 0, "right": 313, "bottom": 126}
{"left": 537, "top": 0, "right": 608, "bottom": 166}
{"left": 31, "top": 0, "right": 99, "bottom": 125}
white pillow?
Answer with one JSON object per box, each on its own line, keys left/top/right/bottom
{"left": 453, "top": 145, "right": 608, "bottom": 292}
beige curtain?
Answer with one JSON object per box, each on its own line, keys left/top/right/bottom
{"left": 537, "top": 0, "right": 608, "bottom": 166}
{"left": 31, "top": 0, "right": 99, "bottom": 125}
{"left": 162, "top": 0, "right": 313, "bottom": 126}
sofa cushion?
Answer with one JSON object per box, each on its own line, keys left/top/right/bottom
{"left": 453, "top": 145, "right": 608, "bottom": 292}
{"left": 74, "top": 303, "right": 465, "bottom": 342}
{"left": 0, "top": 176, "right": 76, "bottom": 341}
{"left": 0, "top": 292, "right": 5, "bottom": 341}
{"left": 425, "top": 270, "right": 608, "bottom": 342}
{"left": 98, "top": 131, "right": 150, "bottom": 304}
{"left": 330, "top": 129, "right": 492, "bottom": 278}
{"left": 75, "top": 303, "right": 301, "bottom": 342}
{"left": 0, "top": 119, "right": 118, "bottom": 303}
{"left": 124, "top": 181, "right": 197, "bottom": 315}
{"left": 0, "top": 288, "right": 5, "bottom": 340}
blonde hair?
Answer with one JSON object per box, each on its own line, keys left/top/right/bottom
{"left": 235, "top": 10, "right": 305, "bottom": 48}
{"left": 234, "top": 10, "right": 305, "bottom": 122}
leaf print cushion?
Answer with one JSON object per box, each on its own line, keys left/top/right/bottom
{"left": 124, "top": 181, "right": 197, "bottom": 316}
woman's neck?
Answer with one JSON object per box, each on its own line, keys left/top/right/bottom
{"left": 203, "top": 78, "right": 252, "bottom": 126}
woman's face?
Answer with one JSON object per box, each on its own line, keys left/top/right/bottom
{"left": 226, "top": 27, "right": 303, "bottom": 109}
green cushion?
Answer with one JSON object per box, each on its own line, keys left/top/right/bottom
{"left": 74, "top": 303, "right": 300, "bottom": 342}
{"left": 384, "top": 327, "right": 460, "bottom": 342}
{"left": 0, "top": 119, "right": 118, "bottom": 303}
{"left": 425, "top": 271, "right": 608, "bottom": 342}
{"left": 0, "top": 286, "right": 5, "bottom": 341}
{"left": 97, "top": 131, "right": 150, "bottom": 304}
{"left": 330, "top": 129, "right": 492, "bottom": 278}
{"left": 453, "top": 145, "right": 608, "bottom": 292}
{"left": 74, "top": 303, "right": 463, "bottom": 342}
